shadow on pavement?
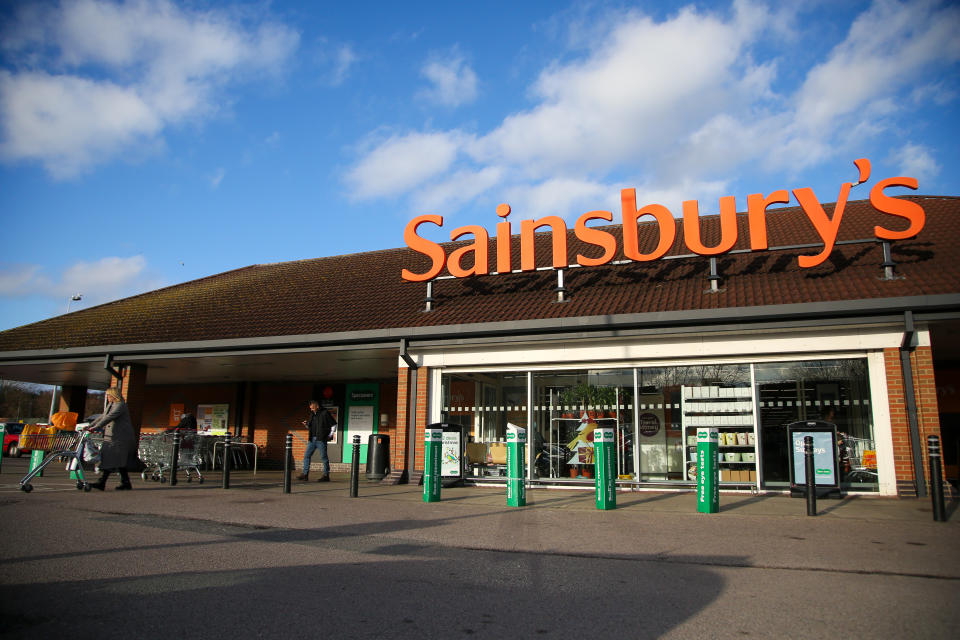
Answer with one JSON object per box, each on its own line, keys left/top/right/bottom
{"left": 0, "top": 539, "right": 734, "bottom": 640}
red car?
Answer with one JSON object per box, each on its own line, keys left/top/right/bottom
{"left": 2, "top": 422, "right": 25, "bottom": 457}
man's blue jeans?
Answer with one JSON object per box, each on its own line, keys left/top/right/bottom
{"left": 303, "top": 437, "right": 329, "bottom": 476}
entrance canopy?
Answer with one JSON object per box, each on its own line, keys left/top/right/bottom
{"left": 0, "top": 344, "right": 401, "bottom": 389}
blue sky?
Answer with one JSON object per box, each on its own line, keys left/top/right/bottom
{"left": 0, "top": 0, "right": 958, "bottom": 331}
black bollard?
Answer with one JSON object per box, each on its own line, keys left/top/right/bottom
{"left": 928, "top": 435, "right": 946, "bottom": 522}
{"left": 350, "top": 434, "right": 361, "bottom": 497}
{"left": 804, "top": 435, "right": 816, "bottom": 516}
{"left": 222, "top": 433, "right": 232, "bottom": 489}
{"left": 283, "top": 433, "right": 293, "bottom": 494}
{"left": 170, "top": 430, "right": 181, "bottom": 486}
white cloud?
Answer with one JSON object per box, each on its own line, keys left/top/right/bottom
{"left": 209, "top": 167, "right": 226, "bottom": 189}
{"left": 0, "top": 71, "right": 161, "bottom": 179}
{"left": 630, "top": 178, "right": 732, "bottom": 216}
{"left": 0, "top": 0, "right": 299, "bottom": 178}
{"left": 892, "top": 143, "right": 940, "bottom": 183}
{"left": 418, "top": 53, "right": 478, "bottom": 107}
{"left": 345, "top": 0, "right": 960, "bottom": 220}
{"left": 313, "top": 40, "right": 358, "bottom": 86}
{"left": 411, "top": 167, "right": 504, "bottom": 213}
{"left": 470, "top": 2, "right": 766, "bottom": 177}
{"left": 796, "top": 1, "right": 960, "bottom": 131}
{"left": 504, "top": 178, "right": 617, "bottom": 220}
{"left": 345, "top": 131, "right": 466, "bottom": 199}
{"left": 0, "top": 265, "right": 44, "bottom": 297}
{"left": 59, "top": 256, "right": 152, "bottom": 299}
{"left": 331, "top": 45, "right": 357, "bottom": 86}
{"left": 349, "top": 2, "right": 770, "bottom": 211}
{"left": 0, "top": 255, "right": 164, "bottom": 312}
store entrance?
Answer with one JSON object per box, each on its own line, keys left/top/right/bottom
{"left": 755, "top": 359, "right": 875, "bottom": 491}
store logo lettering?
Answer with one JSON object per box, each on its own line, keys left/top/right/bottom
{"left": 401, "top": 158, "right": 925, "bottom": 282}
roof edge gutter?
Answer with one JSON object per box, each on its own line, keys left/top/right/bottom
{"left": 104, "top": 354, "right": 123, "bottom": 382}
{"left": 399, "top": 338, "right": 418, "bottom": 370}
{"left": 898, "top": 310, "right": 927, "bottom": 497}
{"left": 2, "top": 293, "right": 959, "bottom": 363}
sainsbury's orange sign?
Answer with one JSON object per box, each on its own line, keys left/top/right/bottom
{"left": 401, "top": 158, "right": 925, "bottom": 282}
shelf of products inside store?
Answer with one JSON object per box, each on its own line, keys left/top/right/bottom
{"left": 681, "top": 385, "right": 759, "bottom": 484}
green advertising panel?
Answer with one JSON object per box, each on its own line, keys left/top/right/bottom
{"left": 423, "top": 428, "right": 443, "bottom": 503}
{"left": 696, "top": 428, "right": 719, "bottom": 514}
{"left": 341, "top": 383, "right": 379, "bottom": 464}
{"left": 29, "top": 448, "right": 44, "bottom": 477}
{"left": 594, "top": 427, "right": 617, "bottom": 510}
{"left": 506, "top": 424, "right": 526, "bottom": 507}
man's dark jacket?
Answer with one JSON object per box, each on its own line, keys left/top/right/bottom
{"left": 307, "top": 408, "right": 336, "bottom": 441}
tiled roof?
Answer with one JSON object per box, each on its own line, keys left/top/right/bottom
{"left": 1, "top": 196, "right": 958, "bottom": 352}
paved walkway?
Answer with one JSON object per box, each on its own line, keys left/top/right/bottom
{"left": 3, "top": 457, "right": 959, "bottom": 639}
{"left": 3, "top": 457, "right": 957, "bottom": 580}
{"left": 2, "top": 457, "right": 955, "bottom": 522}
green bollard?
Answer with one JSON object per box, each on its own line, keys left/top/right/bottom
{"left": 594, "top": 426, "right": 617, "bottom": 510}
{"left": 423, "top": 427, "right": 443, "bottom": 503}
{"left": 29, "top": 449, "right": 45, "bottom": 477}
{"left": 506, "top": 424, "right": 527, "bottom": 507}
{"left": 696, "top": 428, "right": 719, "bottom": 514}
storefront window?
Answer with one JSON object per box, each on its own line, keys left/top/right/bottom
{"left": 639, "top": 365, "right": 753, "bottom": 483}
{"left": 755, "top": 359, "right": 876, "bottom": 491}
{"left": 441, "top": 372, "right": 528, "bottom": 479}
{"left": 531, "top": 369, "right": 633, "bottom": 480}
{"left": 442, "top": 357, "right": 877, "bottom": 492}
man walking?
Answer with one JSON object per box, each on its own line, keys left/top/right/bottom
{"left": 298, "top": 400, "right": 335, "bottom": 481}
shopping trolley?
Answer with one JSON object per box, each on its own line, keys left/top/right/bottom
{"left": 19, "top": 428, "right": 95, "bottom": 492}
{"left": 138, "top": 432, "right": 166, "bottom": 482}
{"left": 138, "top": 430, "right": 205, "bottom": 483}
{"left": 843, "top": 434, "right": 878, "bottom": 483}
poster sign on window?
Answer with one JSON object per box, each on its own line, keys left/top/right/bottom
{"left": 198, "top": 404, "right": 229, "bottom": 435}
{"left": 441, "top": 430, "right": 462, "bottom": 477}
{"left": 788, "top": 421, "right": 839, "bottom": 488}
{"left": 347, "top": 404, "right": 375, "bottom": 444}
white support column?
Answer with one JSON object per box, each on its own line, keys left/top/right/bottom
{"left": 868, "top": 351, "right": 897, "bottom": 496}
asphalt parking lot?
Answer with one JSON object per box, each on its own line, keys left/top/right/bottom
{"left": 2, "top": 457, "right": 958, "bottom": 639}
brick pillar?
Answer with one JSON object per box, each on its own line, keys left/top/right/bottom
{"left": 58, "top": 385, "right": 88, "bottom": 421}
{"left": 884, "top": 347, "right": 943, "bottom": 496}
{"left": 913, "top": 346, "right": 943, "bottom": 494}
{"left": 119, "top": 364, "right": 148, "bottom": 440}
{"left": 392, "top": 366, "right": 410, "bottom": 474}
{"left": 384, "top": 365, "right": 430, "bottom": 484}
{"left": 413, "top": 366, "right": 429, "bottom": 471}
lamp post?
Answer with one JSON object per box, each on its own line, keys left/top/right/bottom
{"left": 66, "top": 294, "right": 82, "bottom": 313}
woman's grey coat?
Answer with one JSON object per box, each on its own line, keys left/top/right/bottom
{"left": 89, "top": 401, "right": 137, "bottom": 470}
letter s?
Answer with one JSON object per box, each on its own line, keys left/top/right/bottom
{"left": 871, "top": 177, "right": 925, "bottom": 240}
{"left": 401, "top": 214, "right": 447, "bottom": 282}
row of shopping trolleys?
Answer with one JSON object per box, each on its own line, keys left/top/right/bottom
{"left": 17, "top": 428, "right": 204, "bottom": 492}
{"left": 138, "top": 430, "right": 205, "bottom": 484}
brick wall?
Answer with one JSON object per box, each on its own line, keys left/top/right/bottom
{"left": 248, "top": 382, "right": 313, "bottom": 463}
{"left": 393, "top": 367, "right": 410, "bottom": 472}
{"left": 141, "top": 383, "right": 237, "bottom": 430}
{"left": 884, "top": 346, "right": 943, "bottom": 496}
{"left": 131, "top": 375, "right": 403, "bottom": 475}
{"left": 392, "top": 366, "right": 429, "bottom": 472}
{"left": 379, "top": 380, "right": 398, "bottom": 454}
{"left": 414, "top": 367, "right": 429, "bottom": 471}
